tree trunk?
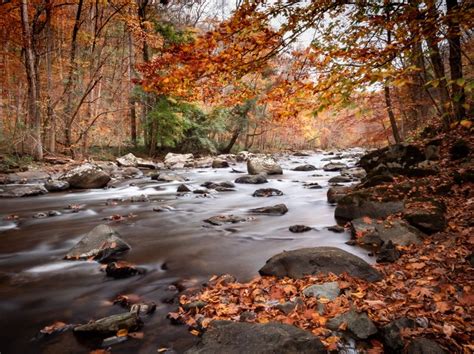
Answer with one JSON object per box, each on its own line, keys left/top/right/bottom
{"left": 384, "top": 85, "right": 401, "bottom": 144}
{"left": 128, "top": 29, "right": 137, "bottom": 146}
{"left": 45, "top": 1, "right": 55, "bottom": 153}
{"left": 446, "top": 0, "right": 465, "bottom": 121}
{"left": 20, "top": 0, "right": 43, "bottom": 160}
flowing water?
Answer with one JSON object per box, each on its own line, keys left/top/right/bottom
{"left": 0, "top": 151, "right": 371, "bottom": 353}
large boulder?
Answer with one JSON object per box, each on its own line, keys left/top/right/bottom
{"left": 350, "top": 218, "right": 423, "bottom": 247}
{"left": 259, "top": 247, "right": 382, "bottom": 282}
{"left": 116, "top": 153, "right": 157, "bottom": 169}
{"left": 64, "top": 224, "right": 131, "bottom": 262}
{"left": 247, "top": 156, "right": 282, "bottom": 175}
{"left": 335, "top": 191, "right": 404, "bottom": 221}
{"left": 327, "top": 186, "right": 351, "bottom": 204}
{"left": 185, "top": 321, "right": 326, "bottom": 354}
{"left": 61, "top": 164, "right": 110, "bottom": 189}
{"left": 403, "top": 199, "right": 446, "bottom": 234}
{"left": 0, "top": 183, "right": 48, "bottom": 198}
{"left": 164, "top": 153, "right": 194, "bottom": 168}
{"left": 74, "top": 312, "right": 142, "bottom": 335}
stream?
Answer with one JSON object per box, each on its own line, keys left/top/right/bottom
{"left": 0, "top": 150, "right": 371, "bottom": 353}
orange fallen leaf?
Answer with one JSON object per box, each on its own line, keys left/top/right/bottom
{"left": 117, "top": 329, "right": 128, "bottom": 337}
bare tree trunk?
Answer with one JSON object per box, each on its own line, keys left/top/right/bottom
{"left": 446, "top": 0, "right": 465, "bottom": 121}
{"left": 128, "top": 29, "right": 137, "bottom": 146}
{"left": 384, "top": 85, "right": 401, "bottom": 144}
{"left": 45, "top": 1, "right": 55, "bottom": 153}
{"left": 20, "top": 0, "right": 43, "bottom": 160}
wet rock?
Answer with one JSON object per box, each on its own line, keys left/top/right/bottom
{"left": 130, "top": 302, "right": 157, "bottom": 315}
{"left": 164, "top": 153, "right": 194, "bottom": 168}
{"left": 275, "top": 297, "right": 304, "bottom": 314}
{"left": 152, "top": 173, "right": 185, "bottom": 182}
{"left": 328, "top": 175, "right": 352, "bottom": 183}
{"left": 65, "top": 224, "right": 131, "bottom": 262}
{"left": 376, "top": 241, "right": 400, "bottom": 263}
{"left": 323, "top": 162, "right": 347, "bottom": 171}
{"left": 327, "top": 309, "right": 377, "bottom": 339}
{"left": 73, "top": 312, "right": 142, "bottom": 335}
{"left": 0, "top": 184, "right": 48, "bottom": 198}
{"left": 360, "top": 174, "right": 394, "bottom": 188}
{"left": 177, "top": 184, "right": 192, "bottom": 192}
{"left": 62, "top": 164, "right": 111, "bottom": 189}
{"left": 289, "top": 225, "right": 312, "bottom": 233}
{"left": 450, "top": 139, "right": 470, "bottom": 160}
{"left": 201, "top": 181, "right": 235, "bottom": 190}
{"left": 250, "top": 204, "right": 288, "bottom": 215}
{"left": 105, "top": 261, "right": 146, "bottom": 278}
{"left": 247, "top": 156, "right": 282, "bottom": 175}
{"left": 304, "top": 182, "right": 323, "bottom": 189}
{"left": 382, "top": 317, "right": 416, "bottom": 352}
{"left": 234, "top": 174, "right": 268, "bottom": 184}
{"left": 204, "top": 215, "right": 247, "bottom": 226}
{"left": 351, "top": 218, "right": 423, "bottom": 247}
{"left": 259, "top": 247, "right": 382, "bottom": 282}
{"left": 335, "top": 191, "right": 404, "bottom": 221}
{"left": 403, "top": 199, "right": 446, "bottom": 234}
{"left": 193, "top": 189, "right": 208, "bottom": 194}
{"left": 252, "top": 188, "right": 283, "bottom": 197}
{"left": 185, "top": 321, "right": 326, "bottom": 354}
{"left": 327, "top": 225, "right": 345, "bottom": 233}
{"left": 405, "top": 338, "right": 447, "bottom": 354}
{"left": 327, "top": 186, "right": 350, "bottom": 204}
{"left": 302, "top": 281, "right": 340, "bottom": 300}
{"left": 48, "top": 210, "right": 62, "bottom": 217}
{"left": 182, "top": 300, "right": 207, "bottom": 311}
{"left": 212, "top": 158, "right": 229, "bottom": 168}
{"left": 292, "top": 164, "right": 317, "bottom": 171}
{"left": 45, "top": 180, "right": 70, "bottom": 192}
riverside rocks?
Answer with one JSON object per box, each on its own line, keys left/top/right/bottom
{"left": 65, "top": 224, "right": 131, "bottom": 262}
{"left": 327, "top": 309, "right": 377, "bottom": 339}
{"left": 247, "top": 156, "right": 282, "bottom": 175}
{"left": 252, "top": 188, "right": 283, "bottom": 197}
{"left": 212, "top": 158, "right": 230, "bottom": 168}
{"left": 164, "top": 153, "right": 194, "bottom": 168}
{"left": 61, "top": 163, "right": 111, "bottom": 189}
{"left": 323, "top": 162, "right": 347, "bottom": 171}
{"left": 289, "top": 225, "right": 312, "bottom": 233}
{"left": 235, "top": 174, "right": 268, "bottom": 184}
{"left": 185, "top": 321, "right": 326, "bottom": 354}
{"left": 403, "top": 199, "right": 446, "bottom": 234}
{"left": 0, "top": 183, "right": 48, "bottom": 198}
{"left": 250, "top": 204, "right": 288, "bottom": 215}
{"left": 292, "top": 164, "right": 317, "bottom": 171}
{"left": 302, "top": 281, "right": 340, "bottom": 300}
{"left": 259, "top": 247, "right": 382, "bottom": 282}
{"left": 204, "top": 215, "right": 248, "bottom": 226}
{"left": 44, "top": 179, "right": 70, "bottom": 192}
{"left": 74, "top": 312, "right": 142, "bottom": 335}
{"left": 327, "top": 186, "right": 351, "bottom": 204}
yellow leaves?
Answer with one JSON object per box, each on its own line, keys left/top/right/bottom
{"left": 116, "top": 329, "right": 128, "bottom": 337}
{"left": 459, "top": 120, "right": 472, "bottom": 129}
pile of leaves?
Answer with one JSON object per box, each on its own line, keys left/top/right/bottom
{"left": 170, "top": 126, "right": 473, "bottom": 352}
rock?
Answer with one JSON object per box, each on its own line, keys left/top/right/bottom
{"left": 0, "top": 184, "right": 48, "bottom": 198}
{"left": 360, "top": 174, "right": 394, "bottom": 188}
{"left": 259, "top": 247, "right": 382, "bottom": 282}
{"left": 376, "top": 241, "right": 400, "bottom": 263}
{"left": 62, "top": 164, "right": 111, "bottom": 189}
{"left": 239, "top": 311, "right": 257, "bottom": 322}
{"left": 327, "top": 225, "right": 345, "bottom": 233}
{"left": 64, "top": 224, "right": 131, "bottom": 262}
{"left": 405, "top": 338, "right": 447, "bottom": 354}
{"left": 129, "top": 194, "right": 149, "bottom": 203}
{"left": 359, "top": 144, "right": 425, "bottom": 173}
{"left": 48, "top": 210, "right": 62, "bottom": 217}
{"left": 182, "top": 300, "right": 207, "bottom": 311}
{"left": 212, "top": 158, "right": 229, "bottom": 168}
{"left": 193, "top": 189, "right": 208, "bottom": 194}
{"left": 164, "top": 153, "right": 194, "bottom": 168}
{"left": 193, "top": 157, "right": 214, "bottom": 168}
{"left": 105, "top": 261, "right": 145, "bottom": 278}
{"left": 289, "top": 225, "right": 312, "bottom": 233}
{"left": 425, "top": 144, "right": 440, "bottom": 161}
{"left": 292, "top": 164, "right": 317, "bottom": 171}
{"left": 252, "top": 188, "right": 283, "bottom": 197}
{"left": 33, "top": 212, "right": 48, "bottom": 219}
{"left": 250, "top": 204, "right": 288, "bottom": 215}
{"left": 328, "top": 175, "right": 352, "bottom": 183}
{"left": 302, "top": 281, "right": 340, "bottom": 300}
{"left": 121, "top": 167, "right": 143, "bottom": 178}
{"left": 153, "top": 205, "right": 174, "bottom": 212}
{"left": 450, "top": 139, "right": 470, "bottom": 160}
{"left": 403, "top": 199, "right": 446, "bottom": 234}
{"left": 323, "top": 162, "right": 347, "bottom": 171}
{"left": 293, "top": 150, "right": 313, "bottom": 156}
{"left": 185, "top": 321, "right": 326, "bottom": 354}
{"left": 204, "top": 215, "right": 247, "bottom": 226}
{"left": 351, "top": 218, "right": 423, "bottom": 247}
{"left": 327, "top": 309, "right": 377, "bottom": 339}
{"left": 327, "top": 186, "right": 350, "bottom": 204}
{"left": 335, "top": 191, "right": 404, "bottom": 221}
{"left": 7, "top": 170, "right": 50, "bottom": 183}
{"left": 45, "top": 180, "right": 70, "bottom": 192}
{"left": 116, "top": 153, "right": 139, "bottom": 167}
{"left": 382, "top": 318, "right": 416, "bottom": 352}
{"left": 275, "top": 297, "right": 304, "bottom": 314}
{"left": 341, "top": 167, "right": 366, "bottom": 179}
{"left": 234, "top": 174, "right": 268, "bottom": 184}
{"left": 247, "top": 156, "right": 282, "bottom": 175}
{"left": 102, "top": 335, "right": 128, "bottom": 347}
{"left": 152, "top": 172, "right": 185, "bottom": 182}
{"left": 130, "top": 302, "right": 157, "bottom": 315}
{"left": 177, "top": 184, "right": 192, "bottom": 192}
{"left": 73, "top": 312, "right": 142, "bottom": 335}
{"left": 303, "top": 182, "right": 322, "bottom": 189}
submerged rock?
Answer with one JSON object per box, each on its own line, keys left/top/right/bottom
{"left": 64, "top": 224, "right": 131, "bottom": 262}
{"left": 61, "top": 163, "right": 110, "bottom": 189}
{"left": 234, "top": 174, "right": 268, "bottom": 184}
{"left": 204, "top": 215, "right": 248, "bottom": 226}
{"left": 303, "top": 182, "right": 323, "bottom": 189}
{"left": 292, "top": 164, "right": 317, "bottom": 171}
{"left": 185, "top": 321, "right": 326, "bottom": 354}
{"left": 259, "top": 247, "right": 382, "bottom": 282}
{"left": 177, "top": 184, "right": 192, "bottom": 193}
{"left": 289, "top": 225, "right": 312, "bottom": 233}
{"left": 74, "top": 312, "right": 142, "bottom": 335}
{"left": 250, "top": 204, "right": 288, "bottom": 215}
{"left": 247, "top": 156, "right": 282, "bottom": 175}
{"left": 327, "top": 225, "right": 345, "bottom": 233}
{"left": 327, "top": 309, "right": 377, "bottom": 339}
{"left": 105, "top": 261, "right": 145, "bottom": 278}
{"left": 0, "top": 184, "right": 48, "bottom": 198}
{"left": 252, "top": 188, "right": 283, "bottom": 197}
